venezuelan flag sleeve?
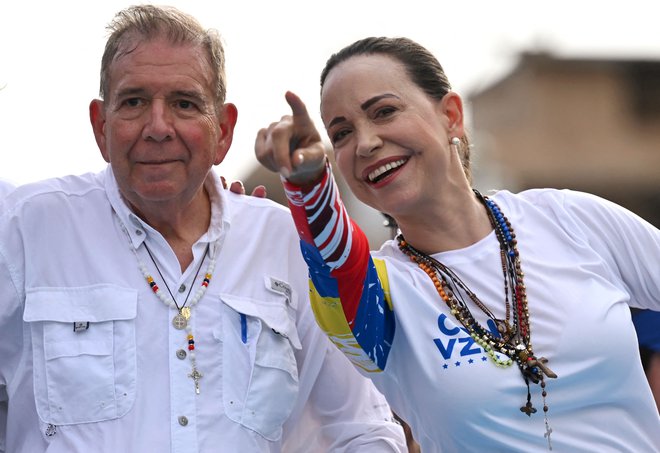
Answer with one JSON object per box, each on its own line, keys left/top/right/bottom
{"left": 283, "top": 162, "right": 395, "bottom": 373}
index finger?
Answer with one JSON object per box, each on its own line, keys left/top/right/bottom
{"left": 285, "top": 91, "right": 313, "bottom": 125}
{"left": 284, "top": 90, "right": 322, "bottom": 148}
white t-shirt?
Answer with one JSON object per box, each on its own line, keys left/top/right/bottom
{"left": 285, "top": 168, "right": 660, "bottom": 453}
{"left": 0, "top": 167, "right": 406, "bottom": 453}
{"left": 369, "top": 189, "right": 660, "bottom": 452}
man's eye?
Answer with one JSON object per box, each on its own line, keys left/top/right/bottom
{"left": 177, "top": 100, "right": 194, "bottom": 109}
{"left": 123, "top": 98, "right": 142, "bottom": 107}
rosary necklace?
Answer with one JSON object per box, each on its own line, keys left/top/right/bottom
{"left": 142, "top": 242, "right": 210, "bottom": 331}
{"left": 139, "top": 241, "right": 215, "bottom": 394}
{"left": 121, "top": 220, "right": 217, "bottom": 395}
{"left": 397, "top": 189, "right": 557, "bottom": 449}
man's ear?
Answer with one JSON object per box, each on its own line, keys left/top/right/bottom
{"left": 89, "top": 99, "right": 110, "bottom": 163}
{"left": 213, "top": 102, "right": 238, "bottom": 165}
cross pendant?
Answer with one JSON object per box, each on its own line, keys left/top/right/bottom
{"left": 520, "top": 401, "right": 537, "bottom": 416}
{"left": 535, "top": 357, "right": 557, "bottom": 379}
{"left": 544, "top": 423, "right": 553, "bottom": 450}
{"left": 188, "top": 368, "right": 203, "bottom": 394}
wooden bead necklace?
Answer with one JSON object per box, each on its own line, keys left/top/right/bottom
{"left": 397, "top": 189, "right": 557, "bottom": 448}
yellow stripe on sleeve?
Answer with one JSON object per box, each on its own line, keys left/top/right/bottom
{"left": 373, "top": 258, "right": 393, "bottom": 311}
{"left": 308, "top": 280, "right": 382, "bottom": 373}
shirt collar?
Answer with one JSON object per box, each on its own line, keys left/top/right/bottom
{"left": 103, "top": 165, "right": 232, "bottom": 255}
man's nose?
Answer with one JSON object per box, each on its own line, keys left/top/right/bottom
{"left": 142, "top": 100, "right": 174, "bottom": 142}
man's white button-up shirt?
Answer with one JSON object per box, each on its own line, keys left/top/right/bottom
{"left": 0, "top": 167, "right": 405, "bottom": 452}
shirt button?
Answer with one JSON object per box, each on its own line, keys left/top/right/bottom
{"left": 135, "top": 230, "right": 143, "bottom": 235}
{"left": 178, "top": 416, "right": 188, "bottom": 426}
{"left": 176, "top": 349, "right": 187, "bottom": 360}
{"left": 178, "top": 284, "right": 186, "bottom": 293}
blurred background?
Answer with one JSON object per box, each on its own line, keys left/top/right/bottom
{"left": 1, "top": 1, "right": 660, "bottom": 233}
{"left": 1, "top": 0, "right": 659, "bottom": 249}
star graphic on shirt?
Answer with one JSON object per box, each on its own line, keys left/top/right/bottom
{"left": 443, "top": 363, "right": 448, "bottom": 369}
{"left": 481, "top": 356, "right": 488, "bottom": 362}
{"left": 455, "top": 361, "right": 461, "bottom": 367}
{"left": 468, "top": 358, "right": 474, "bottom": 364}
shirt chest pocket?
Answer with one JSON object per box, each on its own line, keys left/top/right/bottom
{"left": 218, "top": 285, "right": 302, "bottom": 441}
{"left": 23, "top": 285, "right": 137, "bottom": 426}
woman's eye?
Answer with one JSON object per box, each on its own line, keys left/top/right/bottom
{"left": 331, "top": 129, "right": 351, "bottom": 144}
{"left": 375, "top": 106, "right": 396, "bottom": 118}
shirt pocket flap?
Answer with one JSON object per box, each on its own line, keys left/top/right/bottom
{"left": 24, "top": 284, "right": 138, "bottom": 323}
{"left": 220, "top": 292, "right": 301, "bottom": 350}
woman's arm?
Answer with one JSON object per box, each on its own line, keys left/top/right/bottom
{"left": 283, "top": 162, "right": 395, "bottom": 372}
{"left": 255, "top": 92, "right": 395, "bottom": 372}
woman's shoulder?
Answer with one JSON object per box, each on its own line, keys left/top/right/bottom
{"left": 490, "top": 187, "right": 656, "bottom": 244}
{"left": 490, "top": 187, "right": 623, "bottom": 218}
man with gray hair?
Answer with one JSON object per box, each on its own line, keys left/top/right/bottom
{"left": 0, "top": 5, "right": 405, "bottom": 452}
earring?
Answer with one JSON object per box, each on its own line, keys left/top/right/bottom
{"left": 450, "top": 137, "right": 461, "bottom": 146}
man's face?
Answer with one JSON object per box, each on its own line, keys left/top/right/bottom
{"left": 90, "top": 36, "right": 235, "bottom": 212}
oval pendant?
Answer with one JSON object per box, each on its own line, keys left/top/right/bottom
{"left": 181, "top": 307, "right": 191, "bottom": 320}
{"left": 172, "top": 313, "right": 187, "bottom": 330}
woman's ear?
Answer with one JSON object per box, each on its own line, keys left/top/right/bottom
{"left": 441, "top": 92, "right": 465, "bottom": 138}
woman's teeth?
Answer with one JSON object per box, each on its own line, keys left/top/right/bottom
{"left": 368, "top": 159, "right": 407, "bottom": 183}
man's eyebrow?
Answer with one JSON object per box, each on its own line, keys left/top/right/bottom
{"left": 113, "top": 88, "right": 205, "bottom": 100}
{"left": 172, "top": 90, "right": 205, "bottom": 100}
{"left": 115, "top": 87, "right": 147, "bottom": 98}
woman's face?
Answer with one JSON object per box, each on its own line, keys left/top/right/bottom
{"left": 320, "top": 54, "right": 464, "bottom": 222}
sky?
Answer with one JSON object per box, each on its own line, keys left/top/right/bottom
{"left": 2, "top": 0, "right": 660, "bottom": 186}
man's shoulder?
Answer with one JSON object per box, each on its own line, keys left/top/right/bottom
{"left": 3, "top": 172, "right": 107, "bottom": 214}
{"left": 0, "top": 179, "right": 15, "bottom": 198}
{"left": 220, "top": 192, "right": 300, "bottom": 247}
{"left": 13, "top": 172, "right": 103, "bottom": 197}
{"left": 224, "top": 191, "right": 293, "bottom": 220}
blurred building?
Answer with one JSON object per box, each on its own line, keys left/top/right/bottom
{"left": 470, "top": 52, "right": 660, "bottom": 227}
{"left": 243, "top": 52, "right": 660, "bottom": 246}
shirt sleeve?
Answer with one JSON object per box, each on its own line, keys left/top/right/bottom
{"left": 558, "top": 190, "right": 660, "bottom": 310}
{"left": 0, "top": 216, "right": 25, "bottom": 453}
{"left": 282, "top": 162, "right": 395, "bottom": 373}
{"left": 282, "top": 287, "right": 406, "bottom": 452}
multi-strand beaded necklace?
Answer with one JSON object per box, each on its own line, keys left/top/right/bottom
{"left": 397, "top": 189, "right": 557, "bottom": 448}
{"left": 121, "top": 222, "right": 217, "bottom": 395}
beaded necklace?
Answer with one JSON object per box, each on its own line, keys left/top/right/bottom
{"left": 121, "top": 221, "right": 217, "bottom": 395}
{"left": 397, "top": 189, "right": 557, "bottom": 448}
{"left": 142, "top": 241, "right": 210, "bottom": 331}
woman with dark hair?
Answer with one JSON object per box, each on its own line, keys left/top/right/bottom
{"left": 255, "top": 36, "right": 660, "bottom": 451}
